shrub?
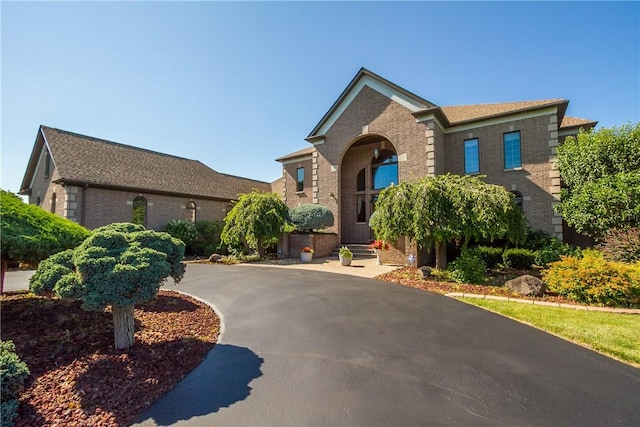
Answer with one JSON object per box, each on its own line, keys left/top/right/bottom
{"left": 543, "top": 250, "right": 640, "bottom": 307}
{"left": 163, "top": 219, "right": 197, "bottom": 246}
{"left": 447, "top": 249, "right": 486, "bottom": 284}
{"left": 503, "top": 248, "right": 536, "bottom": 270}
{"left": 289, "top": 204, "right": 334, "bottom": 232}
{"left": 472, "top": 246, "right": 503, "bottom": 269}
{"left": 1, "top": 340, "right": 30, "bottom": 427}
{"left": 600, "top": 228, "right": 640, "bottom": 263}
{"left": 338, "top": 246, "right": 353, "bottom": 258}
{"left": 190, "top": 220, "right": 224, "bottom": 256}
{"left": 28, "top": 249, "right": 74, "bottom": 294}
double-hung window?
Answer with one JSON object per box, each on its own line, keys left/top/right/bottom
{"left": 503, "top": 131, "right": 522, "bottom": 169}
{"left": 464, "top": 138, "right": 479, "bottom": 174}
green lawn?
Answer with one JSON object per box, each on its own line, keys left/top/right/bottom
{"left": 459, "top": 298, "right": 640, "bottom": 367}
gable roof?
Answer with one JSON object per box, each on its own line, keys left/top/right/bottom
{"left": 306, "top": 68, "right": 437, "bottom": 141}
{"left": 20, "top": 126, "right": 270, "bottom": 200}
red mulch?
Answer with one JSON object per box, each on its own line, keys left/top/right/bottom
{"left": 1, "top": 290, "right": 220, "bottom": 427}
{"left": 376, "top": 266, "right": 575, "bottom": 304}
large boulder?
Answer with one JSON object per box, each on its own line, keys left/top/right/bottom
{"left": 504, "top": 275, "right": 546, "bottom": 297}
{"left": 208, "top": 253, "right": 222, "bottom": 263}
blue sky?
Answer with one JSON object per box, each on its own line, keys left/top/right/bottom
{"left": 2, "top": 1, "right": 638, "bottom": 195}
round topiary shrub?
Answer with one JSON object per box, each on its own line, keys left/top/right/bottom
{"left": 503, "top": 248, "right": 536, "bottom": 270}
{"left": 289, "top": 204, "right": 334, "bottom": 232}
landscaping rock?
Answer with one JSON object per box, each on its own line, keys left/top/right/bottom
{"left": 419, "top": 266, "right": 432, "bottom": 279}
{"left": 208, "top": 254, "right": 222, "bottom": 263}
{"left": 505, "top": 275, "right": 546, "bottom": 297}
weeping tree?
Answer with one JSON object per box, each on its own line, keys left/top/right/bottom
{"left": 29, "top": 223, "right": 185, "bottom": 349}
{"left": 0, "top": 190, "right": 89, "bottom": 293}
{"left": 370, "top": 174, "right": 526, "bottom": 269}
{"left": 221, "top": 190, "right": 289, "bottom": 258}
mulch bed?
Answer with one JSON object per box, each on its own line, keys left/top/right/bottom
{"left": 1, "top": 290, "right": 220, "bottom": 427}
{"left": 376, "top": 266, "right": 575, "bottom": 304}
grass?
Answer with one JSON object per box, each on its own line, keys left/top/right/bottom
{"left": 459, "top": 298, "right": 640, "bottom": 367}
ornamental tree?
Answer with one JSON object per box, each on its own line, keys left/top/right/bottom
{"left": 0, "top": 190, "right": 89, "bottom": 293}
{"left": 29, "top": 223, "right": 185, "bottom": 349}
{"left": 221, "top": 190, "right": 289, "bottom": 258}
{"left": 369, "top": 174, "right": 526, "bottom": 269}
{"left": 556, "top": 122, "right": 640, "bottom": 239}
{"left": 289, "top": 204, "right": 334, "bottom": 232}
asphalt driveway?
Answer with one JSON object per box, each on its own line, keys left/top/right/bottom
{"left": 131, "top": 264, "right": 640, "bottom": 426}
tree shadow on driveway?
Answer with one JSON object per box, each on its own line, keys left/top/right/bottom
{"left": 134, "top": 343, "right": 264, "bottom": 426}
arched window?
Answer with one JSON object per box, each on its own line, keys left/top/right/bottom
{"left": 51, "top": 193, "right": 57, "bottom": 214}
{"left": 511, "top": 191, "right": 524, "bottom": 210}
{"left": 132, "top": 196, "right": 147, "bottom": 226}
{"left": 184, "top": 201, "right": 196, "bottom": 222}
{"left": 371, "top": 149, "right": 398, "bottom": 190}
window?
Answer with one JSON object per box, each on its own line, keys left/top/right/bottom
{"left": 132, "top": 196, "right": 147, "bottom": 226}
{"left": 50, "top": 193, "right": 56, "bottom": 214}
{"left": 356, "top": 194, "right": 366, "bottom": 223}
{"left": 511, "top": 191, "right": 524, "bottom": 210}
{"left": 356, "top": 168, "right": 366, "bottom": 192}
{"left": 44, "top": 150, "right": 51, "bottom": 178}
{"left": 184, "top": 201, "right": 196, "bottom": 222}
{"left": 371, "top": 149, "right": 398, "bottom": 190}
{"left": 503, "top": 131, "right": 522, "bottom": 169}
{"left": 296, "top": 167, "right": 304, "bottom": 192}
{"left": 464, "top": 138, "right": 479, "bottom": 174}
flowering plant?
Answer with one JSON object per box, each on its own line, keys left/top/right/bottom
{"left": 369, "top": 240, "right": 390, "bottom": 250}
{"left": 301, "top": 247, "right": 314, "bottom": 253}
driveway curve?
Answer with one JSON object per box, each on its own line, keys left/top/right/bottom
{"left": 134, "top": 264, "right": 640, "bottom": 426}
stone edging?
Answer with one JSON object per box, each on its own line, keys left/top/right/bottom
{"left": 445, "top": 293, "right": 640, "bottom": 315}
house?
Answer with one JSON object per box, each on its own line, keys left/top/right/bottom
{"left": 20, "top": 126, "right": 272, "bottom": 230}
{"left": 276, "top": 68, "right": 596, "bottom": 255}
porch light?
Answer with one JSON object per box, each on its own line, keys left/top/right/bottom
{"left": 373, "top": 148, "right": 380, "bottom": 159}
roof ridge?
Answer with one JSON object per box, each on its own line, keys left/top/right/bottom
{"left": 40, "top": 125, "right": 201, "bottom": 164}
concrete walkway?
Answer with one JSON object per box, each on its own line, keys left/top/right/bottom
{"left": 235, "top": 255, "right": 401, "bottom": 278}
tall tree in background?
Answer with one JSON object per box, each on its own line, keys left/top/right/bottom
{"left": 370, "top": 174, "right": 526, "bottom": 269}
{"left": 0, "top": 190, "right": 89, "bottom": 293}
{"left": 221, "top": 190, "right": 289, "bottom": 258}
{"left": 556, "top": 123, "right": 640, "bottom": 240}
{"left": 29, "top": 223, "right": 185, "bottom": 349}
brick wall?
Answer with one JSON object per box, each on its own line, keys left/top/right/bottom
{"left": 80, "top": 187, "right": 231, "bottom": 230}
{"left": 282, "top": 158, "right": 313, "bottom": 206}
{"left": 283, "top": 233, "right": 339, "bottom": 258}
{"left": 443, "top": 112, "right": 558, "bottom": 236}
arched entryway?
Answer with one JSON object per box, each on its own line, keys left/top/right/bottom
{"left": 340, "top": 135, "right": 398, "bottom": 244}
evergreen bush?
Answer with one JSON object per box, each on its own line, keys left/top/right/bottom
{"left": 503, "top": 248, "right": 536, "bottom": 269}
{"left": 1, "top": 340, "right": 30, "bottom": 427}
{"left": 447, "top": 249, "right": 487, "bottom": 284}
{"left": 289, "top": 204, "right": 334, "bottom": 232}
{"left": 472, "top": 246, "right": 504, "bottom": 268}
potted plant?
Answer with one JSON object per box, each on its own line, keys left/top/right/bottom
{"left": 338, "top": 246, "right": 353, "bottom": 266}
{"left": 369, "top": 240, "right": 389, "bottom": 265}
{"left": 300, "top": 246, "right": 314, "bottom": 263}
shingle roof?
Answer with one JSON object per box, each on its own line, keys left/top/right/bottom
{"left": 36, "top": 126, "right": 270, "bottom": 200}
{"left": 275, "top": 146, "right": 315, "bottom": 162}
{"left": 439, "top": 99, "right": 568, "bottom": 125}
{"left": 560, "top": 116, "right": 598, "bottom": 130}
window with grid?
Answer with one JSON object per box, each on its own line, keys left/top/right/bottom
{"left": 503, "top": 131, "right": 522, "bottom": 169}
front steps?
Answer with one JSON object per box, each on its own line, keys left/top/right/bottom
{"left": 330, "top": 243, "right": 376, "bottom": 259}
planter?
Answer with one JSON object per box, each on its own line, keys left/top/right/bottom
{"left": 375, "top": 250, "right": 383, "bottom": 265}
{"left": 339, "top": 254, "right": 352, "bottom": 266}
{"left": 300, "top": 252, "right": 313, "bottom": 263}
